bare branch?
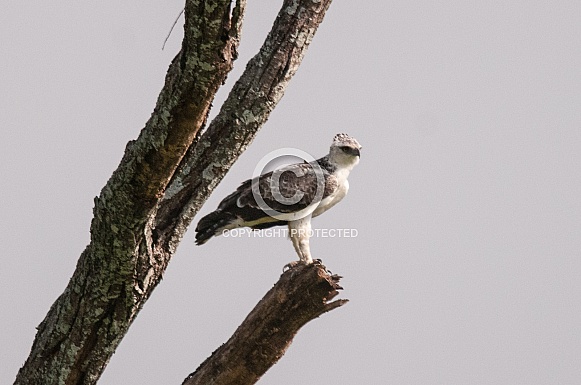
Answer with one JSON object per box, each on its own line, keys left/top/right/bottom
{"left": 14, "top": 0, "right": 337, "bottom": 384}
{"left": 182, "top": 263, "right": 348, "bottom": 385}
{"left": 154, "top": 0, "right": 334, "bottom": 252}
{"left": 162, "top": 8, "right": 185, "bottom": 51}
{"left": 14, "top": 1, "right": 245, "bottom": 384}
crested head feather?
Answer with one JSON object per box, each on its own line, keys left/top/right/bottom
{"left": 329, "top": 133, "right": 361, "bottom": 170}
{"left": 333, "top": 133, "right": 359, "bottom": 146}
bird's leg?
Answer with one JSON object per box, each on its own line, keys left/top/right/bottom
{"left": 297, "top": 234, "right": 312, "bottom": 263}
{"left": 288, "top": 216, "right": 313, "bottom": 264}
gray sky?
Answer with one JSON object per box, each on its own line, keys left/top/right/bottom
{"left": 2, "top": 1, "right": 580, "bottom": 384}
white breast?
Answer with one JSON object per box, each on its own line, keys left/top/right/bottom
{"left": 312, "top": 173, "right": 349, "bottom": 218}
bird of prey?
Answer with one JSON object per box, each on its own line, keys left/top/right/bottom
{"left": 195, "top": 133, "right": 361, "bottom": 264}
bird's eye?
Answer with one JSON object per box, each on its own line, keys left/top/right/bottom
{"left": 339, "top": 146, "right": 350, "bottom": 152}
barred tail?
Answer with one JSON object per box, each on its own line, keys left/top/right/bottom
{"left": 195, "top": 210, "right": 236, "bottom": 245}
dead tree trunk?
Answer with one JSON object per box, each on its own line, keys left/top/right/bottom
{"left": 14, "top": 0, "right": 334, "bottom": 384}
{"left": 183, "top": 263, "right": 347, "bottom": 385}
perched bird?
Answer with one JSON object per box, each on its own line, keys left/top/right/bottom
{"left": 195, "top": 133, "right": 361, "bottom": 264}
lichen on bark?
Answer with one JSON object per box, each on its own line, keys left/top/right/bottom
{"left": 14, "top": 0, "right": 337, "bottom": 384}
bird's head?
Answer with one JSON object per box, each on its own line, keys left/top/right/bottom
{"left": 328, "top": 133, "right": 361, "bottom": 170}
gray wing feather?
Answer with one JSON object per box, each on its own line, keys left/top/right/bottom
{"left": 236, "top": 163, "right": 337, "bottom": 213}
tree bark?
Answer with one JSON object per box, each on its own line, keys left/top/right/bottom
{"left": 154, "top": 0, "right": 334, "bottom": 251}
{"left": 182, "top": 263, "right": 347, "bottom": 385}
{"left": 14, "top": 0, "right": 334, "bottom": 384}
